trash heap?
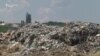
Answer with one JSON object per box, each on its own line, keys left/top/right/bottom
{"left": 0, "top": 21, "right": 100, "bottom": 56}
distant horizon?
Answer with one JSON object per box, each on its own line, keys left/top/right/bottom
{"left": 2, "top": 19, "right": 100, "bottom": 24}
{"left": 0, "top": 0, "right": 100, "bottom": 23}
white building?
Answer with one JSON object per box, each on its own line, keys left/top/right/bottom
{"left": 0, "top": 21, "right": 6, "bottom": 26}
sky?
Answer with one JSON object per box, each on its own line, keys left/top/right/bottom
{"left": 0, "top": 0, "right": 100, "bottom": 23}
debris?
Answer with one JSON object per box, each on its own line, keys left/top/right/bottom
{"left": 0, "top": 21, "right": 100, "bottom": 56}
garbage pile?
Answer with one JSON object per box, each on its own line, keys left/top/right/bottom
{"left": 0, "top": 21, "right": 100, "bottom": 56}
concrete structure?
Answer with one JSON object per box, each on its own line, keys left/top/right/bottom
{"left": 26, "top": 13, "right": 31, "bottom": 24}
{"left": 20, "top": 20, "right": 25, "bottom": 27}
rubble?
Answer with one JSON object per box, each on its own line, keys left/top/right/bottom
{"left": 0, "top": 21, "right": 100, "bottom": 56}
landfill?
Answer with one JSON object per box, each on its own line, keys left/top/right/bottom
{"left": 0, "top": 21, "right": 100, "bottom": 56}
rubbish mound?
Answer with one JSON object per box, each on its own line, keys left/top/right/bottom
{"left": 0, "top": 21, "right": 100, "bottom": 56}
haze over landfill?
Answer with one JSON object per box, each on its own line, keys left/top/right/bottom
{"left": 0, "top": 0, "right": 100, "bottom": 23}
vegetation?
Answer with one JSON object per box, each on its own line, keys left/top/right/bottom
{"left": 0, "top": 24, "right": 12, "bottom": 32}
{"left": 43, "top": 21, "right": 66, "bottom": 27}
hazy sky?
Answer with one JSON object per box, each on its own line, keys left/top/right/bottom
{"left": 0, "top": 0, "right": 100, "bottom": 23}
